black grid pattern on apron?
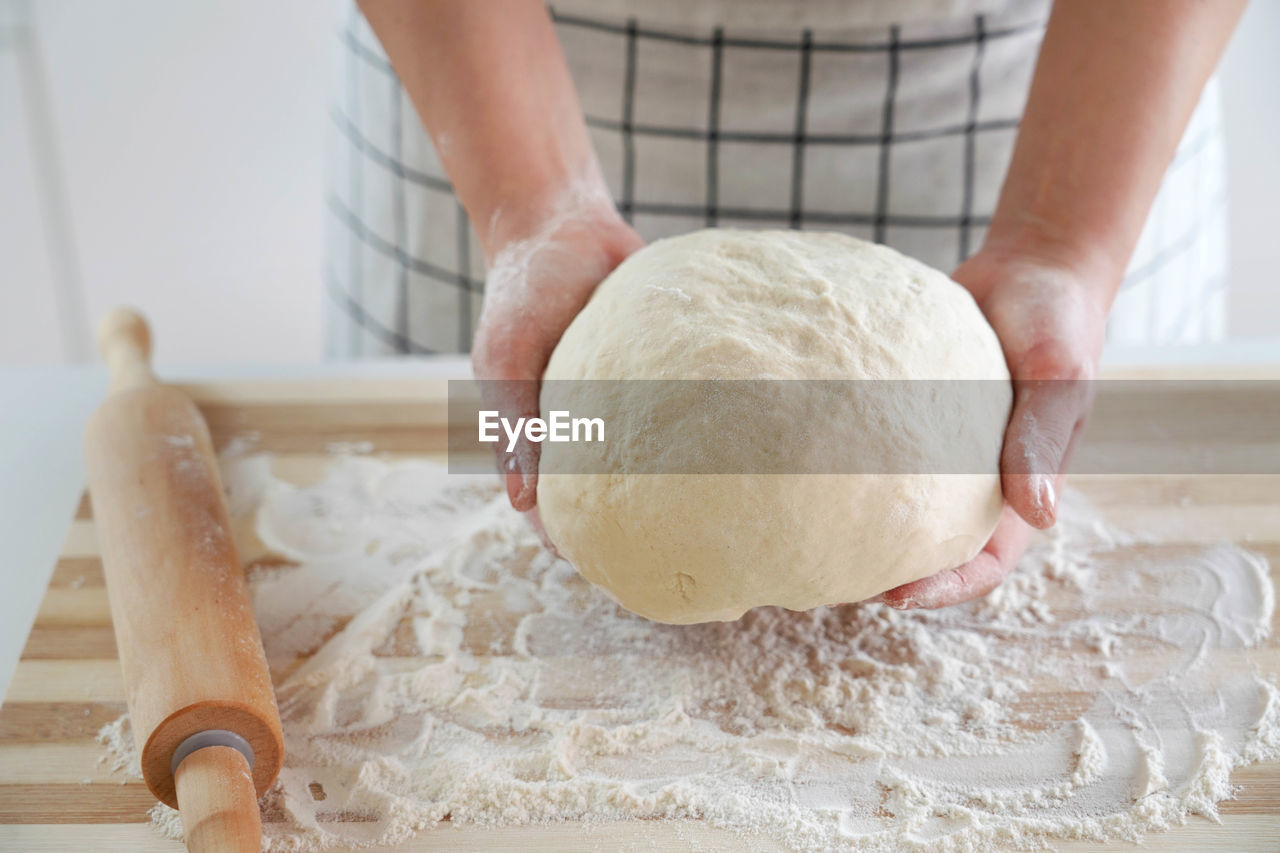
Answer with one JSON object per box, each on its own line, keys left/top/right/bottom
{"left": 326, "top": 5, "right": 1219, "bottom": 355}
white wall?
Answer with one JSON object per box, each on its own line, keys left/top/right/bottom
{"left": 1219, "top": 0, "right": 1280, "bottom": 339}
{"left": 1, "top": 0, "right": 1277, "bottom": 366}
{"left": 0, "top": 0, "right": 330, "bottom": 366}
{"left": 0, "top": 6, "right": 65, "bottom": 365}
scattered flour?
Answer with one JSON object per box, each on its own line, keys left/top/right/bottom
{"left": 98, "top": 455, "right": 1279, "bottom": 852}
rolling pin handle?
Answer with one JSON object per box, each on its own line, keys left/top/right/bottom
{"left": 173, "top": 745, "right": 263, "bottom": 853}
{"left": 97, "top": 306, "right": 156, "bottom": 392}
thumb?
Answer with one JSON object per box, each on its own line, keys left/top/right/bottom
{"left": 1001, "top": 350, "right": 1095, "bottom": 529}
{"left": 477, "top": 376, "right": 543, "bottom": 513}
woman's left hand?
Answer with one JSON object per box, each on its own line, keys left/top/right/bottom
{"left": 880, "top": 248, "right": 1108, "bottom": 609}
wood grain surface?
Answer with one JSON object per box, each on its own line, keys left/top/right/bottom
{"left": 1, "top": 376, "right": 1278, "bottom": 851}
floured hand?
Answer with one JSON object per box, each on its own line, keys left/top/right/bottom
{"left": 471, "top": 185, "right": 644, "bottom": 517}
{"left": 884, "top": 250, "right": 1105, "bottom": 610}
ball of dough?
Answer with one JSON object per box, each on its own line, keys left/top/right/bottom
{"left": 538, "top": 229, "right": 1011, "bottom": 624}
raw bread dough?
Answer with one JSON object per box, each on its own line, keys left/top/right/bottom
{"left": 538, "top": 229, "right": 1012, "bottom": 623}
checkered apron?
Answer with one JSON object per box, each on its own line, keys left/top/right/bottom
{"left": 325, "top": 0, "right": 1227, "bottom": 356}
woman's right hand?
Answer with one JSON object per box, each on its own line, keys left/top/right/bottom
{"left": 356, "top": 1, "right": 638, "bottom": 526}
{"left": 471, "top": 185, "right": 644, "bottom": 515}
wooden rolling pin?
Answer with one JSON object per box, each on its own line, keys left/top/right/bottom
{"left": 84, "top": 308, "right": 283, "bottom": 852}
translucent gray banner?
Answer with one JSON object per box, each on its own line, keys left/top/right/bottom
{"left": 447, "top": 379, "right": 1280, "bottom": 475}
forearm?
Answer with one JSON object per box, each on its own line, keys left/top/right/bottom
{"left": 981, "top": 0, "right": 1245, "bottom": 302}
{"left": 357, "top": 0, "right": 607, "bottom": 257}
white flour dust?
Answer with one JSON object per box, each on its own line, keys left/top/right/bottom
{"left": 99, "top": 454, "right": 1279, "bottom": 852}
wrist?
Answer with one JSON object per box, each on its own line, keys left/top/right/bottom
{"left": 959, "top": 246, "right": 1109, "bottom": 315}
{"left": 476, "top": 172, "right": 621, "bottom": 263}
{"left": 977, "top": 212, "right": 1127, "bottom": 304}
{"left": 954, "top": 247, "right": 1109, "bottom": 374}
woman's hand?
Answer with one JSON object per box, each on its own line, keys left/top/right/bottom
{"left": 471, "top": 187, "right": 644, "bottom": 515}
{"left": 878, "top": 0, "right": 1245, "bottom": 609}
{"left": 880, "top": 248, "right": 1106, "bottom": 609}
{"left": 355, "top": 1, "right": 641, "bottom": 524}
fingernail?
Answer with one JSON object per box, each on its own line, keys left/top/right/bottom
{"left": 1035, "top": 474, "right": 1057, "bottom": 522}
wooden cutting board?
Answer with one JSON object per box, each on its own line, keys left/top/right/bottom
{"left": 1, "top": 373, "right": 1278, "bottom": 852}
